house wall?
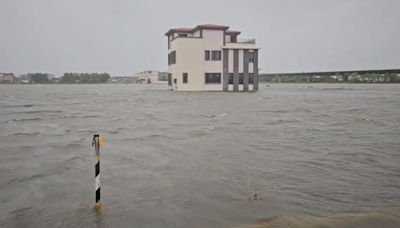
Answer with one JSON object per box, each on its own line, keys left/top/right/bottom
{"left": 228, "top": 49, "right": 234, "bottom": 73}
{"left": 172, "top": 38, "right": 204, "bottom": 91}
{"left": 202, "top": 30, "right": 223, "bottom": 89}
{"left": 238, "top": 50, "right": 244, "bottom": 73}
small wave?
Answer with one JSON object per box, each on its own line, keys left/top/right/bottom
{"left": 12, "top": 132, "right": 40, "bottom": 136}
{"left": 9, "top": 207, "right": 34, "bottom": 215}
{"left": 272, "top": 110, "right": 288, "bottom": 114}
{"left": 267, "top": 119, "right": 300, "bottom": 125}
{"left": 2, "top": 104, "right": 43, "bottom": 108}
{"left": 12, "top": 117, "right": 41, "bottom": 122}
{"left": 201, "top": 113, "right": 227, "bottom": 118}
{"left": 65, "top": 155, "right": 82, "bottom": 162}
{"left": 292, "top": 159, "right": 326, "bottom": 167}
{"left": 188, "top": 130, "right": 208, "bottom": 137}
{"left": 7, "top": 173, "right": 44, "bottom": 185}
{"left": 344, "top": 108, "right": 360, "bottom": 112}
{"left": 107, "top": 130, "right": 119, "bottom": 134}
{"left": 62, "top": 114, "right": 100, "bottom": 119}
{"left": 355, "top": 118, "right": 372, "bottom": 122}
{"left": 105, "top": 128, "right": 126, "bottom": 134}
{"left": 51, "top": 142, "right": 85, "bottom": 149}
{"left": 321, "top": 87, "right": 354, "bottom": 91}
{"left": 121, "top": 134, "right": 169, "bottom": 142}
{"left": 11, "top": 110, "right": 62, "bottom": 114}
{"left": 81, "top": 115, "right": 100, "bottom": 118}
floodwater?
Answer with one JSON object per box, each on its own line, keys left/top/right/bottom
{"left": 0, "top": 83, "right": 399, "bottom": 228}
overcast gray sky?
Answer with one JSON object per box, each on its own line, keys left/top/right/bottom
{"left": 1, "top": 0, "right": 399, "bottom": 76}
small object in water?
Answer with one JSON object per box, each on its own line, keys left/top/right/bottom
{"left": 253, "top": 192, "right": 260, "bottom": 200}
{"left": 204, "top": 113, "right": 227, "bottom": 118}
{"left": 249, "top": 191, "right": 263, "bottom": 201}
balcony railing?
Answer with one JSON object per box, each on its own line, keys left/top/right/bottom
{"left": 237, "top": 38, "right": 256, "bottom": 44}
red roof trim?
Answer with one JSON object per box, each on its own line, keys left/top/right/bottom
{"left": 196, "top": 24, "right": 229, "bottom": 30}
{"left": 226, "top": 30, "right": 241, "bottom": 35}
{"left": 165, "top": 24, "right": 232, "bottom": 36}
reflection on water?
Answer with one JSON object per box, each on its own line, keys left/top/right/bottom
{"left": 0, "top": 84, "right": 399, "bottom": 227}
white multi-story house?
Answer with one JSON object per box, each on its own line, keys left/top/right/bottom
{"left": 165, "top": 24, "right": 260, "bottom": 92}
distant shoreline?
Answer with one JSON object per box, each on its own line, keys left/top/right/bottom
{"left": 1, "top": 82, "right": 400, "bottom": 85}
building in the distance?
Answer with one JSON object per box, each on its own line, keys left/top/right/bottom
{"left": 165, "top": 24, "right": 259, "bottom": 91}
{"left": 135, "top": 71, "right": 168, "bottom": 84}
{"left": 0, "top": 73, "right": 16, "bottom": 83}
{"left": 19, "top": 73, "right": 55, "bottom": 83}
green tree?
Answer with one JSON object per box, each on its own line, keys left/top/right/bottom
{"left": 61, "top": 72, "right": 110, "bottom": 83}
{"left": 29, "top": 73, "right": 49, "bottom": 83}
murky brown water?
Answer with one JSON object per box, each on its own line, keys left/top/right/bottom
{"left": 0, "top": 84, "right": 399, "bottom": 227}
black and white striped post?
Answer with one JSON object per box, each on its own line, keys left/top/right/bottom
{"left": 92, "top": 134, "right": 102, "bottom": 208}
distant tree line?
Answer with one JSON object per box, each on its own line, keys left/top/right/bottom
{"left": 61, "top": 73, "right": 110, "bottom": 83}
{"left": 29, "top": 73, "right": 50, "bottom": 83}
{"left": 259, "top": 72, "right": 400, "bottom": 83}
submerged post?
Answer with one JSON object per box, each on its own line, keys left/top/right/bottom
{"left": 92, "top": 134, "right": 103, "bottom": 208}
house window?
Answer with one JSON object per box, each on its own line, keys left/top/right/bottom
{"left": 249, "top": 73, "right": 254, "bottom": 84}
{"left": 168, "top": 73, "right": 172, "bottom": 85}
{"left": 205, "top": 50, "right": 210, "bottom": 61}
{"left": 230, "top": 36, "right": 236, "bottom": 43}
{"left": 228, "top": 73, "right": 233, "bottom": 84}
{"left": 211, "top": 51, "right": 221, "bottom": 61}
{"left": 239, "top": 73, "right": 244, "bottom": 84}
{"left": 170, "top": 51, "right": 176, "bottom": 64}
{"left": 205, "top": 73, "right": 221, "bottom": 84}
{"left": 228, "top": 74, "right": 244, "bottom": 84}
{"left": 249, "top": 52, "right": 255, "bottom": 63}
{"left": 178, "top": 33, "right": 188, "bottom": 37}
{"left": 182, "top": 73, "right": 188, "bottom": 84}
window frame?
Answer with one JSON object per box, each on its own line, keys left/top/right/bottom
{"left": 205, "top": 50, "right": 210, "bottom": 61}
{"left": 211, "top": 50, "right": 222, "bottom": 61}
{"left": 205, "top": 73, "right": 221, "bottom": 84}
{"left": 170, "top": 51, "right": 176, "bottom": 64}
{"left": 249, "top": 73, "right": 254, "bottom": 84}
{"left": 182, "top": 73, "right": 188, "bottom": 84}
{"left": 239, "top": 73, "right": 244, "bottom": 84}
{"left": 249, "top": 52, "right": 255, "bottom": 63}
{"left": 228, "top": 73, "right": 233, "bottom": 84}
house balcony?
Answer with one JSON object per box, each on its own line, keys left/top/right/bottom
{"left": 223, "top": 38, "right": 257, "bottom": 50}
{"left": 237, "top": 38, "right": 256, "bottom": 44}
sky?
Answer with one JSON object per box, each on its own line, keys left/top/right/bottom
{"left": 0, "top": 0, "right": 399, "bottom": 76}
